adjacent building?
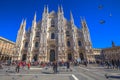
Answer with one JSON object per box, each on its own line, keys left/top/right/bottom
{"left": 0, "top": 37, "right": 15, "bottom": 61}
{"left": 102, "top": 41, "right": 120, "bottom": 61}
{"left": 15, "top": 6, "right": 93, "bottom": 62}
{"left": 92, "top": 48, "right": 102, "bottom": 63}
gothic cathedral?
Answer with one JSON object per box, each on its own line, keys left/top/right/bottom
{"left": 15, "top": 6, "right": 93, "bottom": 62}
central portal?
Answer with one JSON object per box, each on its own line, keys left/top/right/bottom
{"left": 50, "top": 49, "right": 55, "bottom": 62}
{"left": 68, "top": 53, "right": 72, "bottom": 61}
{"left": 22, "top": 54, "right": 27, "bottom": 61}
{"left": 33, "top": 54, "right": 38, "bottom": 61}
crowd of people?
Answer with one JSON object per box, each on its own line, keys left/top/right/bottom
{"left": 98, "top": 59, "right": 120, "bottom": 69}
{"left": 0, "top": 59, "right": 90, "bottom": 73}
{"left": 0, "top": 58, "right": 120, "bottom": 74}
{"left": 0, "top": 59, "right": 82, "bottom": 73}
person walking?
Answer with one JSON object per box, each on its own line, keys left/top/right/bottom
{"left": 116, "top": 59, "right": 120, "bottom": 69}
{"left": 84, "top": 60, "right": 87, "bottom": 67}
{"left": 111, "top": 60, "right": 115, "bottom": 69}
{"left": 16, "top": 61, "right": 21, "bottom": 73}
{"left": 53, "top": 61, "right": 58, "bottom": 73}
{"left": 66, "top": 60, "right": 72, "bottom": 71}
{"left": 27, "top": 61, "right": 31, "bottom": 70}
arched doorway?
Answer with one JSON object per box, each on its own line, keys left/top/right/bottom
{"left": 22, "top": 54, "right": 27, "bottom": 61}
{"left": 68, "top": 53, "right": 72, "bottom": 61}
{"left": 33, "top": 54, "right": 38, "bottom": 61}
{"left": 79, "top": 53, "right": 84, "bottom": 61}
{"left": 50, "top": 50, "right": 55, "bottom": 62}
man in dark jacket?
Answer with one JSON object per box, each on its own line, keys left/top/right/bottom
{"left": 16, "top": 61, "right": 21, "bottom": 73}
{"left": 66, "top": 60, "right": 72, "bottom": 71}
{"left": 53, "top": 61, "right": 58, "bottom": 73}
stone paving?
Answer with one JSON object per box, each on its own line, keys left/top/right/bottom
{"left": 0, "top": 64, "right": 120, "bottom": 80}
{"left": 0, "top": 75, "right": 72, "bottom": 80}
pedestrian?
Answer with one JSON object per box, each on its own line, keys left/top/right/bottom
{"left": 16, "top": 61, "right": 20, "bottom": 73}
{"left": 111, "top": 60, "right": 115, "bottom": 69}
{"left": 118, "top": 59, "right": 120, "bottom": 69}
{"left": 27, "top": 61, "right": 31, "bottom": 70}
{"left": 53, "top": 60, "right": 58, "bottom": 73}
{"left": 22, "top": 61, "right": 26, "bottom": 69}
{"left": 114, "top": 59, "right": 117, "bottom": 69}
{"left": 116, "top": 59, "right": 120, "bottom": 69}
{"left": 84, "top": 60, "right": 87, "bottom": 67}
{"left": 66, "top": 60, "right": 72, "bottom": 71}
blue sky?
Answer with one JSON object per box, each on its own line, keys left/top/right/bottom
{"left": 0, "top": 0, "right": 120, "bottom": 48}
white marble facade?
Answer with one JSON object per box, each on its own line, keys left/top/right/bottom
{"left": 15, "top": 6, "right": 93, "bottom": 62}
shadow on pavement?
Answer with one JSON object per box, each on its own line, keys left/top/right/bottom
{"left": 42, "top": 72, "right": 54, "bottom": 74}
{"left": 108, "top": 76, "right": 120, "bottom": 79}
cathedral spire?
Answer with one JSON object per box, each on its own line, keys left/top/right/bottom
{"left": 23, "top": 19, "right": 26, "bottom": 30}
{"left": 61, "top": 5, "right": 63, "bottom": 14}
{"left": 33, "top": 12, "right": 36, "bottom": 21}
{"left": 19, "top": 19, "right": 24, "bottom": 29}
{"left": 19, "top": 19, "right": 26, "bottom": 31}
{"left": 44, "top": 5, "right": 48, "bottom": 13}
{"left": 47, "top": 5, "right": 49, "bottom": 13}
{"left": 70, "top": 11, "right": 74, "bottom": 24}
{"left": 58, "top": 5, "right": 63, "bottom": 14}
{"left": 32, "top": 13, "right": 36, "bottom": 29}
{"left": 58, "top": 5, "right": 60, "bottom": 13}
{"left": 32, "top": 12, "right": 36, "bottom": 29}
{"left": 81, "top": 17, "right": 88, "bottom": 30}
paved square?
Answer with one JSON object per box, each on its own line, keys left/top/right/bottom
{"left": 0, "top": 74, "right": 75, "bottom": 80}
{"left": 0, "top": 65, "right": 120, "bottom": 80}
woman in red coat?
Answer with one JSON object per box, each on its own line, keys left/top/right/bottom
{"left": 27, "top": 61, "right": 31, "bottom": 70}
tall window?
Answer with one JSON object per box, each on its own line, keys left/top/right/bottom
{"left": 67, "top": 41, "right": 71, "bottom": 47}
{"left": 51, "top": 19, "right": 55, "bottom": 27}
{"left": 51, "top": 19, "right": 55, "bottom": 24}
{"left": 36, "top": 32, "right": 39, "bottom": 37}
{"left": 51, "top": 33, "right": 55, "bottom": 39}
{"left": 35, "top": 42, "right": 39, "bottom": 48}
{"left": 24, "top": 42, "right": 28, "bottom": 48}
{"left": 66, "top": 31, "right": 70, "bottom": 37}
{"left": 78, "top": 41, "right": 82, "bottom": 47}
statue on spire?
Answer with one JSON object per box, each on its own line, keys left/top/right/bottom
{"left": 112, "top": 41, "right": 115, "bottom": 47}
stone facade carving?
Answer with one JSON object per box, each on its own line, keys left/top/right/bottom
{"left": 15, "top": 6, "right": 93, "bottom": 62}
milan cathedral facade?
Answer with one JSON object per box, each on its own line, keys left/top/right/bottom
{"left": 15, "top": 6, "right": 93, "bottom": 62}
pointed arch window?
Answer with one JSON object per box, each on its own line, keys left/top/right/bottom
{"left": 35, "top": 42, "right": 39, "bottom": 48}
{"left": 67, "top": 41, "right": 71, "bottom": 47}
{"left": 51, "top": 33, "right": 55, "bottom": 39}
{"left": 78, "top": 41, "right": 82, "bottom": 47}
{"left": 24, "top": 42, "right": 28, "bottom": 48}
{"left": 51, "top": 19, "right": 55, "bottom": 27}
{"left": 66, "top": 31, "right": 70, "bottom": 37}
{"left": 36, "top": 32, "right": 40, "bottom": 37}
